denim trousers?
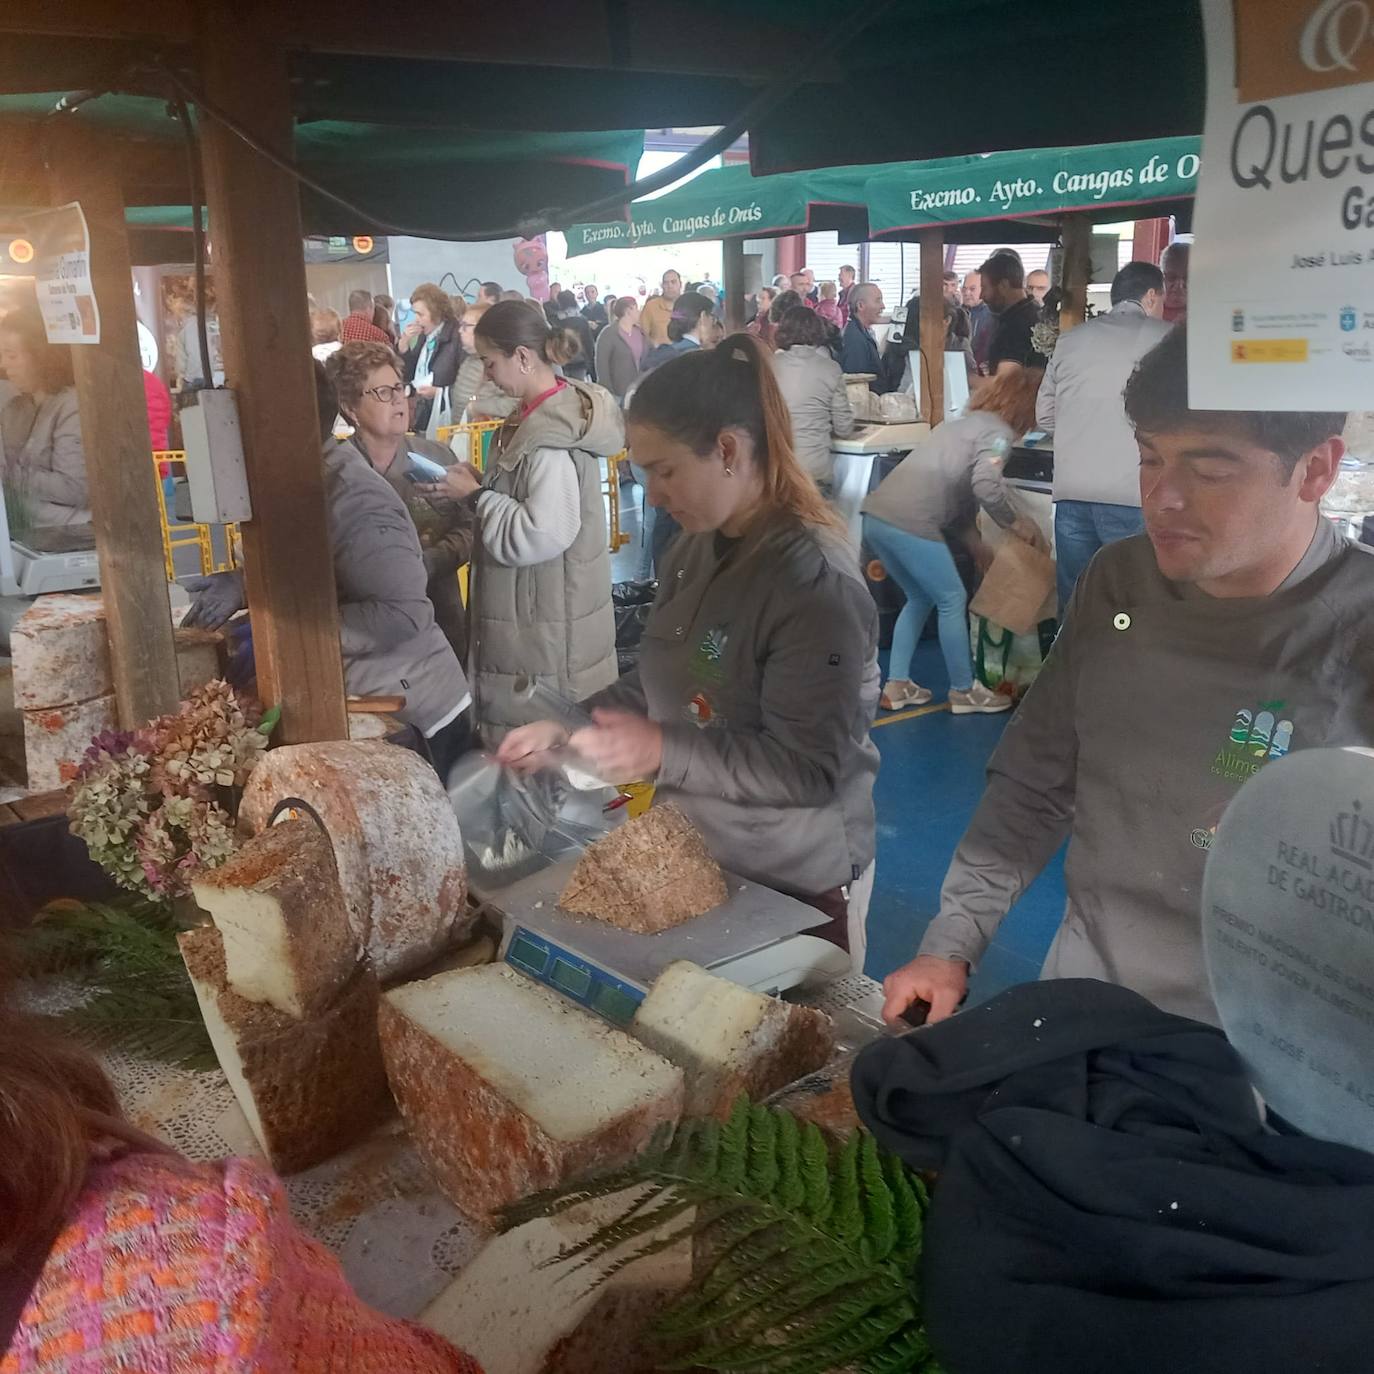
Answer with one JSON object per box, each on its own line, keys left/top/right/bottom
{"left": 863, "top": 515, "right": 973, "bottom": 692}
{"left": 1054, "top": 500, "right": 1144, "bottom": 611}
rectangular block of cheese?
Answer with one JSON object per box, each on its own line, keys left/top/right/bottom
{"left": 632, "top": 961, "right": 835, "bottom": 1119}
{"left": 179, "top": 924, "right": 391, "bottom": 1174}
{"left": 558, "top": 804, "right": 728, "bottom": 933}
{"left": 191, "top": 817, "right": 358, "bottom": 1019}
{"left": 380, "top": 964, "right": 684, "bottom": 1221}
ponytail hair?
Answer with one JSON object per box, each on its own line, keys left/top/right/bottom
{"left": 474, "top": 298, "right": 581, "bottom": 368}
{"left": 666, "top": 291, "right": 714, "bottom": 344}
{"left": 628, "top": 333, "right": 842, "bottom": 533}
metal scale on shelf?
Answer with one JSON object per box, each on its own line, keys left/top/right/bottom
{"left": 449, "top": 695, "right": 852, "bottom": 1027}
{"left": 0, "top": 482, "right": 100, "bottom": 598}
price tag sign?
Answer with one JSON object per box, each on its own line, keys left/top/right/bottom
{"left": 24, "top": 202, "right": 100, "bottom": 345}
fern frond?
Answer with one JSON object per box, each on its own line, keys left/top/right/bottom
{"left": 503, "top": 1094, "right": 939, "bottom": 1373}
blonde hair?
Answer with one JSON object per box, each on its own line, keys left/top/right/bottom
{"left": 629, "top": 332, "right": 842, "bottom": 533}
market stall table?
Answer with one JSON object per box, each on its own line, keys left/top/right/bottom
{"left": 830, "top": 421, "right": 930, "bottom": 548}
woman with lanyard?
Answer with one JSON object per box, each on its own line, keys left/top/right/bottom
{"left": 425, "top": 301, "right": 621, "bottom": 741}
{"left": 498, "top": 334, "right": 881, "bottom": 965}
{"left": 402, "top": 283, "right": 462, "bottom": 433}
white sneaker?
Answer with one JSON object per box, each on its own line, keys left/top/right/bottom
{"left": 948, "top": 682, "right": 1013, "bottom": 715}
{"left": 880, "top": 681, "right": 934, "bottom": 711}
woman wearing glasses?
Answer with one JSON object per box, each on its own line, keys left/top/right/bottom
{"left": 185, "top": 347, "right": 473, "bottom": 776}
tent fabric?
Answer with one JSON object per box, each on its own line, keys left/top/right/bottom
{"left": 863, "top": 137, "right": 1200, "bottom": 238}
{"left": 562, "top": 161, "right": 873, "bottom": 257}
{"left": 0, "top": 93, "right": 643, "bottom": 239}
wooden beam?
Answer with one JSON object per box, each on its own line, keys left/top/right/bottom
{"left": 1058, "top": 214, "right": 1092, "bottom": 335}
{"left": 45, "top": 123, "right": 181, "bottom": 729}
{"left": 918, "top": 229, "right": 945, "bottom": 427}
{"left": 722, "top": 238, "right": 748, "bottom": 334}
{"left": 197, "top": 4, "right": 347, "bottom": 744}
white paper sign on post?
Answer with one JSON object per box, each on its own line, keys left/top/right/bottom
{"left": 1191, "top": 0, "right": 1374, "bottom": 410}
{"left": 25, "top": 202, "right": 100, "bottom": 346}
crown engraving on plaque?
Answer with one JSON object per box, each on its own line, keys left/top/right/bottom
{"left": 1331, "top": 800, "right": 1374, "bottom": 870}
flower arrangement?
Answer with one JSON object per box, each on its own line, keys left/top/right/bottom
{"left": 66, "top": 680, "right": 278, "bottom": 900}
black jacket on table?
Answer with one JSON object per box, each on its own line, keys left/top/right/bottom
{"left": 852, "top": 978, "right": 1374, "bottom": 1374}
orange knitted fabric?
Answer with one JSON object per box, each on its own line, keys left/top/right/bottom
{"left": 2, "top": 1152, "right": 483, "bottom": 1374}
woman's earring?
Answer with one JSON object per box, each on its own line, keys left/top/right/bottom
{"left": 723, "top": 464, "right": 734, "bottom": 478}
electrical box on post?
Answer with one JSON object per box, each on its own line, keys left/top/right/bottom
{"left": 180, "top": 390, "right": 253, "bottom": 523}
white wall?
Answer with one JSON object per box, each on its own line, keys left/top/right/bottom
{"left": 387, "top": 237, "right": 524, "bottom": 305}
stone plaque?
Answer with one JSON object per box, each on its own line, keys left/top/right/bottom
{"left": 1204, "top": 747, "right": 1374, "bottom": 1150}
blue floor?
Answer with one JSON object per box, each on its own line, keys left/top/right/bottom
{"left": 864, "top": 638, "right": 1067, "bottom": 1003}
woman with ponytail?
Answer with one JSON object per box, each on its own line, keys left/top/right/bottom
{"left": 499, "top": 334, "right": 881, "bottom": 963}
{"left": 426, "top": 300, "right": 620, "bottom": 739}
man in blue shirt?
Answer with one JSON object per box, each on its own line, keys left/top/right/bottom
{"left": 839, "top": 283, "right": 895, "bottom": 394}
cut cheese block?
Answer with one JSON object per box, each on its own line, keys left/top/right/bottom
{"left": 379, "top": 964, "right": 683, "bottom": 1221}
{"left": 179, "top": 923, "right": 391, "bottom": 1173}
{"left": 174, "top": 627, "right": 223, "bottom": 696}
{"left": 23, "top": 693, "right": 117, "bottom": 790}
{"left": 238, "top": 740, "right": 472, "bottom": 979}
{"left": 558, "top": 804, "right": 727, "bottom": 933}
{"left": 632, "top": 961, "right": 835, "bottom": 1119}
{"left": 11, "top": 593, "right": 110, "bottom": 711}
{"left": 421, "top": 1186, "right": 692, "bottom": 1374}
{"left": 191, "top": 817, "right": 359, "bottom": 1018}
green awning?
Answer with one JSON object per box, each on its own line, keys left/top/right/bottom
{"left": 0, "top": 94, "right": 643, "bottom": 239}
{"left": 562, "top": 162, "right": 871, "bottom": 257}
{"left": 862, "top": 138, "right": 1200, "bottom": 239}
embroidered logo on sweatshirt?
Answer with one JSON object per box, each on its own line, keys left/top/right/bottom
{"left": 689, "top": 625, "right": 729, "bottom": 685}
{"left": 1211, "top": 701, "right": 1293, "bottom": 783}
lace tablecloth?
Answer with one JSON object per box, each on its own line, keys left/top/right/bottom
{"left": 26, "top": 970, "right": 886, "bottom": 1321}
{"left": 26, "top": 980, "right": 488, "bottom": 1319}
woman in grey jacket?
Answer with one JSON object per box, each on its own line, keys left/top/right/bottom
{"left": 0, "top": 308, "right": 89, "bottom": 528}
{"left": 770, "top": 306, "right": 855, "bottom": 494}
{"left": 593, "top": 296, "right": 647, "bottom": 402}
{"left": 498, "top": 334, "right": 880, "bottom": 963}
{"left": 861, "top": 369, "right": 1046, "bottom": 716}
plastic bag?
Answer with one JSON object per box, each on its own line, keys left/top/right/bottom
{"left": 878, "top": 391, "right": 918, "bottom": 423}
{"left": 970, "top": 614, "right": 1058, "bottom": 702}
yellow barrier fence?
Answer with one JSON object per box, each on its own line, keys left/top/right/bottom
{"left": 152, "top": 451, "right": 241, "bottom": 580}
{"left": 435, "top": 419, "right": 504, "bottom": 470}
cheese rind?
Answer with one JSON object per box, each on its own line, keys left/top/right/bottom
{"left": 238, "top": 740, "right": 471, "bottom": 979}
{"left": 178, "top": 923, "right": 391, "bottom": 1173}
{"left": 11, "top": 593, "right": 111, "bottom": 711}
{"left": 23, "top": 693, "right": 118, "bottom": 789}
{"left": 558, "top": 804, "right": 728, "bottom": 933}
{"left": 191, "top": 817, "right": 358, "bottom": 1018}
{"left": 380, "top": 964, "right": 683, "bottom": 1220}
{"left": 631, "top": 961, "right": 835, "bottom": 1119}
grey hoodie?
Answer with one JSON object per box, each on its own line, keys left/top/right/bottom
{"left": 469, "top": 380, "right": 621, "bottom": 736}
{"left": 917, "top": 519, "right": 1374, "bottom": 1023}
{"left": 321, "top": 438, "right": 469, "bottom": 734}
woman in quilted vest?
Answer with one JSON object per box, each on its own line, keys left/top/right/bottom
{"left": 424, "top": 301, "right": 620, "bottom": 740}
{"left": 0, "top": 962, "right": 483, "bottom": 1373}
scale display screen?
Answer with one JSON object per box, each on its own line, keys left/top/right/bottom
{"left": 592, "top": 980, "right": 641, "bottom": 1026}
{"left": 503, "top": 924, "right": 645, "bottom": 1026}
{"left": 550, "top": 958, "right": 592, "bottom": 999}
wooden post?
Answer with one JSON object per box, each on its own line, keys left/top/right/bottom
{"left": 197, "top": 5, "right": 348, "bottom": 743}
{"left": 46, "top": 124, "right": 181, "bottom": 729}
{"left": 918, "top": 229, "right": 945, "bottom": 426}
{"left": 1059, "top": 214, "right": 1092, "bottom": 334}
{"left": 722, "top": 237, "right": 747, "bottom": 333}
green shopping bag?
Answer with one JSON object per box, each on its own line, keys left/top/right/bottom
{"left": 970, "top": 614, "right": 1059, "bottom": 703}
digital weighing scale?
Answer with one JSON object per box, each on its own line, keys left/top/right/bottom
{"left": 0, "top": 480, "right": 100, "bottom": 597}
{"left": 469, "top": 856, "right": 853, "bottom": 1027}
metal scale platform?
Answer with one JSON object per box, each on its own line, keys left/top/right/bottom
{"left": 469, "top": 858, "right": 852, "bottom": 1028}
{"left": 0, "top": 481, "right": 100, "bottom": 597}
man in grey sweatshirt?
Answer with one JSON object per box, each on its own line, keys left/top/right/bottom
{"left": 882, "top": 326, "right": 1373, "bottom": 1027}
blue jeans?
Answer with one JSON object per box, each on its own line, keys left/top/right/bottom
{"left": 863, "top": 515, "right": 972, "bottom": 693}
{"left": 631, "top": 463, "right": 681, "bottom": 580}
{"left": 1054, "top": 500, "right": 1144, "bottom": 611}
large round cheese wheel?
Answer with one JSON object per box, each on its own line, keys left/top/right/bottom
{"left": 239, "top": 741, "right": 471, "bottom": 979}
{"left": 23, "top": 692, "right": 118, "bottom": 790}
{"left": 11, "top": 594, "right": 111, "bottom": 711}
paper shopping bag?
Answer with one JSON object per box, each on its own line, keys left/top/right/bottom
{"left": 969, "top": 537, "right": 1056, "bottom": 636}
